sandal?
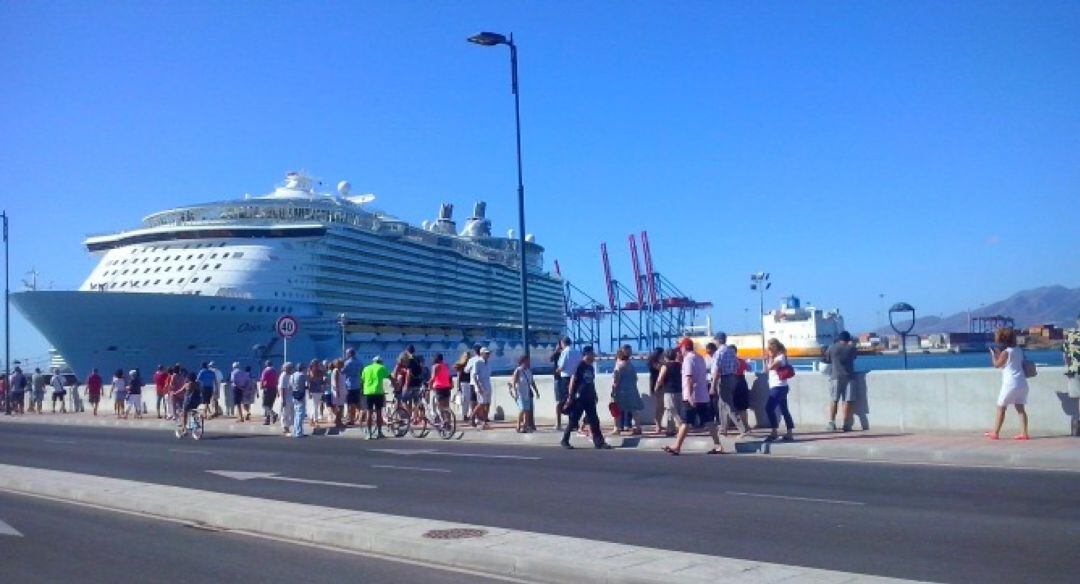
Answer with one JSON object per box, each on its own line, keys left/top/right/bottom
{"left": 662, "top": 446, "right": 680, "bottom": 456}
{"left": 1012, "top": 434, "right": 1030, "bottom": 441}
{"left": 984, "top": 432, "right": 999, "bottom": 440}
{"left": 706, "top": 448, "right": 725, "bottom": 455}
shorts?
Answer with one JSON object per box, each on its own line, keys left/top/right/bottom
{"left": 233, "top": 387, "right": 244, "bottom": 406}
{"left": 434, "top": 388, "right": 452, "bottom": 403}
{"left": 402, "top": 388, "right": 422, "bottom": 404}
{"left": 261, "top": 389, "right": 278, "bottom": 408}
{"left": 458, "top": 383, "right": 474, "bottom": 404}
{"left": 662, "top": 393, "right": 684, "bottom": 426}
{"left": 126, "top": 394, "right": 142, "bottom": 411}
{"left": 32, "top": 391, "right": 45, "bottom": 404}
{"left": 346, "top": 390, "right": 361, "bottom": 406}
{"left": 475, "top": 384, "right": 492, "bottom": 405}
{"left": 685, "top": 402, "right": 714, "bottom": 427}
{"left": 52, "top": 390, "right": 67, "bottom": 402}
{"left": 555, "top": 377, "right": 570, "bottom": 403}
{"left": 517, "top": 395, "right": 533, "bottom": 411}
{"left": 200, "top": 387, "right": 214, "bottom": 404}
{"left": 364, "top": 394, "right": 385, "bottom": 411}
{"left": 88, "top": 393, "right": 101, "bottom": 404}
{"left": 831, "top": 376, "right": 855, "bottom": 402}
{"left": 182, "top": 393, "right": 202, "bottom": 412}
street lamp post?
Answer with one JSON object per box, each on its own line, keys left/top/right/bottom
{"left": 468, "top": 31, "right": 531, "bottom": 359}
{"left": 338, "top": 313, "right": 347, "bottom": 359}
{"left": 2, "top": 211, "right": 9, "bottom": 415}
{"left": 750, "top": 272, "right": 771, "bottom": 369}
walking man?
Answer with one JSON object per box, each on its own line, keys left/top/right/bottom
{"left": 823, "top": 331, "right": 858, "bottom": 432}
{"left": 342, "top": 349, "right": 362, "bottom": 426}
{"left": 289, "top": 362, "right": 307, "bottom": 438}
{"left": 664, "top": 338, "right": 725, "bottom": 455}
{"left": 710, "top": 334, "right": 749, "bottom": 437}
{"left": 259, "top": 360, "right": 279, "bottom": 425}
{"left": 467, "top": 347, "right": 494, "bottom": 429}
{"left": 554, "top": 337, "right": 581, "bottom": 431}
{"left": 86, "top": 368, "right": 103, "bottom": 416}
{"left": 560, "top": 346, "right": 612, "bottom": 450}
{"left": 49, "top": 369, "right": 67, "bottom": 413}
{"left": 278, "top": 362, "right": 296, "bottom": 436}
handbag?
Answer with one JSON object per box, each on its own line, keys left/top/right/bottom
{"left": 608, "top": 401, "right": 621, "bottom": 419}
{"left": 1022, "top": 359, "right": 1037, "bottom": 379}
{"left": 778, "top": 365, "right": 796, "bottom": 381}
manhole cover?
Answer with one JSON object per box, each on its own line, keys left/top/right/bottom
{"left": 423, "top": 528, "right": 488, "bottom": 540}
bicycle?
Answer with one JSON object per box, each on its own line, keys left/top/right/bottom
{"left": 409, "top": 389, "right": 457, "bottom": 439}
{"left": 175, "top": 405, "right": 205, "bottom": 440}
{"left": 383, "top": 395, "right": 411, "bottom": 438}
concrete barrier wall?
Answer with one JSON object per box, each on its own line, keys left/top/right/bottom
{"left": 487, "top": 367, "right": 1080, "bottom": 436}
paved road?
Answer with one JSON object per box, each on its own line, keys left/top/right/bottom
{"left": 1, "top": 423, "right": 1077, "bottom": 583}
{"left": 0, "top": 491, "right": 507, "bottom": 584}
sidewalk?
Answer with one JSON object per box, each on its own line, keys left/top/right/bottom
{"left": 3, "top": 408, "right": 1077, "bottom": 472}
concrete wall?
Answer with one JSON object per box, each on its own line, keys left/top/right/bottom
{"left": 487, "top": 367, "right": 1080, "bottom": 437}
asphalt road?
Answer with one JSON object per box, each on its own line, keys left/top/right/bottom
{"left": 1, "top": 423, "right": 1077, "bottom": 584}
{"left": 0, "top": 491, "right": 507, "bottom": 584}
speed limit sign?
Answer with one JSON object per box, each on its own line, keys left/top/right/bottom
{"left": 275, "top": 315, "right": 299, "bottom": 339}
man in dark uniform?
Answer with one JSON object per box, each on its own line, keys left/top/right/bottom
{"left": 559, "top": 346, "right": 612, "bottom": 450}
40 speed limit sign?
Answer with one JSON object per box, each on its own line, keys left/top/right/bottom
{"left": 275, "top": 315, "right": 299, "bottom": 339}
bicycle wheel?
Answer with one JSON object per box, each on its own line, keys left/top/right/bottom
{"left": 436, "top": 408, "right": 456, "bottom": 440}
{"left": 388, "top": 406, "right": 410, "bottom": 437}
{"left": 191, "top": 414, "right": 205, "bottom": 440}
{"left": 410, "top": 413, "right": 430, "bottom": 438}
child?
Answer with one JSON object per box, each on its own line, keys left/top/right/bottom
{"left": 511, "top": 355, "right": 540, "bottom": 433}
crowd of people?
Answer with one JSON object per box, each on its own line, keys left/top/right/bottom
{"left": 3, "top": 322, "right": 1061, "bottom": 443}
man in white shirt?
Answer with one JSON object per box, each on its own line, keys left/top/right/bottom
{"left": 278, "top": 362, "right": 295, "bottom": 436}
{"left": 554, "top": 337, "right": 581, "bottom": 431}
{"left": 466, "top": 348, "right": 493, "bottom": 429}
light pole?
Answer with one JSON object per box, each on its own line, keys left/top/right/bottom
{"left": 338, "top": 313, "right": 347, "bottom": 359}
{"left": 889, "top": 302, "right": 916, "bottom": 370}
{"left": 468, "top": 31, "right": 531, "bottom": 359}
{"left": 750, "top": 272, "right": 771, "bottom": 367}
{"left": 2, "top": 211, "right": 9, "bottom": 415}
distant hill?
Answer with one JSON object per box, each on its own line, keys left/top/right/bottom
{"left": 875, "top": 285, "right": 1080, "bottom": 335}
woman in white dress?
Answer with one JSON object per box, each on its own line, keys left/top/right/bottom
{"left": 986, "top": 327, "right": 1030, "bottom": 440}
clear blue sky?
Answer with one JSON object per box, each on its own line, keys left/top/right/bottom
{"left": 2, "top": 1, "right": 1078, "bottom": 363}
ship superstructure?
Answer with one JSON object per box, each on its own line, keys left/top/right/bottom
{"left": 695, "top": 296, "right": 845, "bottom": 359}
{"left": 13, "top": 173, "right": 565, "bottom": 375}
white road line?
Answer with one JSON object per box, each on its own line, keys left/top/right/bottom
{"left": 371, "top": 447, "right": 541, "bottom": 461}
{"left": 726, "top": 491, "right": 865, "bottom": 506}
{"left": 169, "top": 448, "right": 212, "bottom": 455}
{"left": 45, "top": 439, "right": 77, "bottom": 444}
{"left": 371, "top": 465, "right": 451, "bottom": 473}
{"left": 207, "top": 470, "right": 376, "bottom": 490}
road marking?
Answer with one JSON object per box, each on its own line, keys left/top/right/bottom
{"left": 371, "top": 448, "right": 541, "bottom": 461}
{"left": 371, "top": 464, "right": 451, "bottom": 473}
{"left": 726, "top": 491, "right": 865, "bottom": 506}
{"left": 45, "top": 439, "right": 77, "bottom": 444}
{"left": 207, "top": 470, "right": 376, "bottom": 489}
{"left": 169, "top": 448, "right": 212, "bottom": 455}
{"left": 0, "top": 518, "right": 22, "bottom": 537}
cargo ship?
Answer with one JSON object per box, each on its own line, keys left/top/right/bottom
{"left": 693, "top": 296, "right": 850, "bottom": 359}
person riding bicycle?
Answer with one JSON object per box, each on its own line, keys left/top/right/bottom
{"left": 428, "top": 353, "right": 453, "bottom": 414}
{"left": 176, "top": 372, "right": 202, "bottom": 435}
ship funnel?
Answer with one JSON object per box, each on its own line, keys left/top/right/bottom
{"left": 472, "top": 201, "right": 487, "bottom": 220}
{"left": 460, "top": 201, "right": 491, "bottom": 238}
{"left": 431, "top": 203, "right": 457, "bottom": 235}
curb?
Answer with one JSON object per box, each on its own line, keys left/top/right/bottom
{"left": 0, "top": 463, "right": 919, "bottom": 584}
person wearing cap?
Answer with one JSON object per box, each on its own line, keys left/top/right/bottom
{"left": 554, "top": 337, "right": 581, "bottom": 431}
{"left": 823, "top": 330, "right": 859, "bottom": 432}
{"left": 560, "top": 346, "right": 612, "bottom": 450}
{"left": 362, "top": 355, "right": 394, "bottom": 439}
{"left": 467, "top": 347, "right": 494, "bottom": 429}
{"left": 664, "top": 338, "right": 725, "bottom": 455}
{"left": 230, "top": 362, "right": 253, "bottom": 422}
{"left": 50, "top": 368, "right": 69, "bottom": 414}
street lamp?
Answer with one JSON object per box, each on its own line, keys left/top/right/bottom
{"left": 338, "top": 313, "right": 347, "bottom": 359}
{"left": 888, "top": 302, "right": 916, "bottom": 370}
{"left": 2, "top": 211, "right": 9, "bottom": 415}
{"left": 750, "top": 272, "right": 771, "bottom": 368}
{"left": 467, "top": 30, "right": 531, "bottom": 359}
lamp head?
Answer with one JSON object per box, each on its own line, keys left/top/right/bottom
{"left": 468, "top": 32, "right": 508, "bottom": 46}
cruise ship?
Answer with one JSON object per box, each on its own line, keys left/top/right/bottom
{"left": 12, "top": 172, "right": 566, "bottom": 376}
{"left": 693, "top": 296, "right": 847, "bottom": 359}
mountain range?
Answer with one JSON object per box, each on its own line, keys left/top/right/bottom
{"left": 874, "top": 285, "right": 1080, "bottom": 336}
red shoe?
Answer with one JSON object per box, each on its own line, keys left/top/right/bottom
{"left": 1012, "top": 434, "right": 1030, "bottom": 441}
{"left": 984, "top": 432, "right": 999, "bottom": 440}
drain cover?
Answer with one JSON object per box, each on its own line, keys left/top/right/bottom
{"left": 423, "top": 528, "right": 488, "bottom": 540}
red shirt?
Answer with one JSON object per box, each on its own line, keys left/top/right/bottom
{"left": 260, "top": 367, "right": 278, "bottom": 390}
{"left": 154, "top": 371, "right": 169, "bottom": 396}
{"left": 86, "top": 373, "right": 103, "bottom": 394}
{"left": 736, "top": 358, "right": 750, "bottom": 376}
{"left": 431, "top": 363, "right": 452, "bottom": 390}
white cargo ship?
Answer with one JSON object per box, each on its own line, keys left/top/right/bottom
{"left": 694, "top": 296, "right": 846, "bottom": 359}
{"left": 12, "top": 172, "right": 565, "bottom": 375}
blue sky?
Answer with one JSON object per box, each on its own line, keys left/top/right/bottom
{"left": 2, "top": 0, "right": 1078, "bottom": 363}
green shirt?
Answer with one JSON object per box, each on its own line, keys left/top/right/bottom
{"left": 361, "top": 363, "right": 390, "bottom": 396}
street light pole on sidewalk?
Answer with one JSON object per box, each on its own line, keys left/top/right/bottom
{"left": 467, "top": 31, "right": 531, "bottom": 359}
{"left": 3, "top": 211, "right": 10, "bottom": 415}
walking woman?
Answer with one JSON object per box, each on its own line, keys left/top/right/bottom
{"left": 987, "top": 327, "right": 1030, "bottom": 440}
{"left": 646, "top": 348, "right": 665, "bottom": 433}
{"left": 306, "top": 359, "right": 324, "bottom": 429}
{"left": 453, "top": 351, "right": 474, "bottom": 423}
{"left": 611, "top": 347, "right": 643, "bottom": 435}
{"left": 653, "top": 349, "right": 682, "bottom": 436}
{"left": 110, "top": 369, "right": 127, "bottom": 418}
{"left": 764, "top": 338, "right": 795, "bottom": 442}
{"left": 329, "top": 360, "right": 345, "bottom": 428}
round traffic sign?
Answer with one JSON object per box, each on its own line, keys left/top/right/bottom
{"left": 275, "top": 315, "right": 299, "bottom": 339}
